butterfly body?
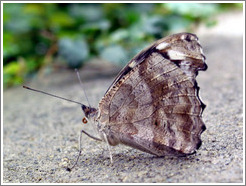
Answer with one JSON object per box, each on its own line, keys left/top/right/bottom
{"left": 83, "top": 32, "right": 207, "bottom": 158}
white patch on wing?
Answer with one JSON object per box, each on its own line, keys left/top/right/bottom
{"left": 168, "top": 50, "right": 186, "bottom": 60}
{"left": 128, "top": 60, "right": 137, "bottom": 68}
{"left": 156, "top": 42, "right": 169, "bottom": 50}
{"left": 181, "top": 34, "right": 186, "bottom": 40}
{"left": 200, "top": 47, "right": 204, "bottom": 55}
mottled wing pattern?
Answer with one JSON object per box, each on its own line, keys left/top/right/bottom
{"left": 98, "top": 33, "right": 207, "bottom": 156}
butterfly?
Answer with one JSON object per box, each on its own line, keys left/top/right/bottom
{"left": 81, "top": 32, "right": 207, "bottom": 162}
{"left": 24, "top": 32, "right": 207, "bottom": 169}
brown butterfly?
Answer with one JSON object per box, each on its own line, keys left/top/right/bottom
{"left": 82, "top": 32, "right": 207, "bottom": 160}
{"left": 24, "top": 32, "right": 207, "bottom": 170}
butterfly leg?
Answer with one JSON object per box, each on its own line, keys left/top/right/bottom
{"left": 81, "top": 130, "right": 103, "bottom": 142}
{"left": 102, "top": 132, "right": 113, "bottom": 164}
{"left": 84, "top": 130, "right": 114, "bottom": 164}
{"left": 66, "top": 130, "right": 102, "bottom": 171}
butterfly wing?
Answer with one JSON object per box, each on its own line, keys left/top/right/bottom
{"left": 98, "top": 33, "right": 207, "bottom": 156}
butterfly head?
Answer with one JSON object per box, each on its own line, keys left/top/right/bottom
{"left": 81, "top": 104, "right": 98, "bottom": 120}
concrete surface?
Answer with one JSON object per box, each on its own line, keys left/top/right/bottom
{"left": 2, "top": 11, "right": 244, "bottom": 183}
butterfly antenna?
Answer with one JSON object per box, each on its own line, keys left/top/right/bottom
{"left": 75, "top": 69, "right": 91, "bottom": 108}
{"left": 23, "top": 86, "right": 85, "bottom": 107}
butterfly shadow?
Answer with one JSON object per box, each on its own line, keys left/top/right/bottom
{"left": 74, "top": 148, "right": 200, "bottom": 173}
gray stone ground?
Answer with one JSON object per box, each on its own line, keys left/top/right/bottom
{"left": 3, "top": 12, "right": 244, "bottom": 183}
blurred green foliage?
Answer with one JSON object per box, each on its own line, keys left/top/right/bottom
{"left": 3, "top": 3, "right": 242, "bottom": 88}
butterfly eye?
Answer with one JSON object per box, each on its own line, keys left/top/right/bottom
{"left": 82, "top": 117, "right": 88, "bottom": 124}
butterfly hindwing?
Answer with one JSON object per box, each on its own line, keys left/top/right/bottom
{"left": 97, "top": 33, "right": 207, "bottom": 156}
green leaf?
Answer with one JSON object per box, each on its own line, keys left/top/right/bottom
{"left": 58, "top": 37, "right": 89, "bottom": 68}
{"left": 3, "top": 60, "right": 26, "bottom": 87}
{"left": 69, "top": 4, "right": 104, "bottom": 22}
{"left": 164, "top": 3, "right": 218, "bottom": 19}
{"left": 49, "top": 11, "right": 75, "bottom": 29}
{"left": 100, "top": 45, "right": 129, "bottom": 66}
{"left": 4, "top": 61, "right": 20, "bottom": 74}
